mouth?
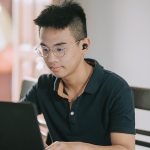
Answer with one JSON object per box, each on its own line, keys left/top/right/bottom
{"left": 50, "top": 66, "right": 61, "bottom": 72}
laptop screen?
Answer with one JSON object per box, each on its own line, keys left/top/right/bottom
{"left": 0, "top": 101, "right": 44, "bottom": 150}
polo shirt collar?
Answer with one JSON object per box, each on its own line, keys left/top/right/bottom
{"left": 84, "top": 58, "right": 104, "bottom": 94}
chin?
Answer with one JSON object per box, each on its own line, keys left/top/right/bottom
{"left": 51, "top": 72, "right": 65, "bottom": 78}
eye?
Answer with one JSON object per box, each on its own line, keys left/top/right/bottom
{"left": 55, "top": 47, "right": 65, "bottom": 52}
{"left": 41, "top": 46, "right": 49, "bottom": 52}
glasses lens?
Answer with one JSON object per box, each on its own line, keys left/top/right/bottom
{"left": 53, "top": 47, "right": 65, "bottom": 57}
{"left": 36, "top": 45, "right": 49, "bottom": 57}
{"left": 35, "top": 45, "right": 65, "bottom": 57}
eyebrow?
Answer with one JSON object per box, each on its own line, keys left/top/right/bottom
{"left": 40, "top": 42, "right": 67, "bottom": 47}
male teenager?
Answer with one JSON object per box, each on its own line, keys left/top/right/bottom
{"left": 22, "top": 1, "right": 135, "bottom": 150}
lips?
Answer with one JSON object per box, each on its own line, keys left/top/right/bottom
{"left": 50, "top": 66, "right": 61, "bottom": 72}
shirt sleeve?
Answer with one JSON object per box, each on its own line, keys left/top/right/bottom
{"left": 21, "top": 81, "right": 42, "bottom": 114}
{"left": 109, "top": 85, "right": 135, "bottom": 134}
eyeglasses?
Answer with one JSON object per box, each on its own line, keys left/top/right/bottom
{"left": 35, "top": 40, "right": 81, "bottom": 58}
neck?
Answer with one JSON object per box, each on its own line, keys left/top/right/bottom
{"left": 62, "top": 61, "right": 93, "bottom": 92}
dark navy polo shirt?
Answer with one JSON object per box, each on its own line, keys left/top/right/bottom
{"left": 22, "top": 59, "right": 135, "bottom": 146}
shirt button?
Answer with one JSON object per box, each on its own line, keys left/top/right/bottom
{"left": 70, "top": 111, "right": 74, "bottom": 116}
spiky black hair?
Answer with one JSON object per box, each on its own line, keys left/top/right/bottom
{"left": 34, "top": 0, "right": 87, "bottom": 40}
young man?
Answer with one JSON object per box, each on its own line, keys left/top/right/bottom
{"left": 22, "top": 1, "right": 135, "bottom": 150}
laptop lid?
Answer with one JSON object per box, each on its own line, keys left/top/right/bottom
{"left": 0, "top": 101, "right": 44, "bottom": 150}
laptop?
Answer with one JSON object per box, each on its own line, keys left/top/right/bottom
{"left": 0, "top": 101, "right": 44, "bottom": 150}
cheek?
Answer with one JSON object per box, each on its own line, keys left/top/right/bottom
{"left": 63, "top": 51, "right": 83, "bottom": 68}
{"left": 62, "top": 52, "right": 75, "bottom": 65}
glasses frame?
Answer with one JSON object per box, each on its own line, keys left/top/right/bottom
{"left": 35, "top": 40, "right": 82, "bottom": 58}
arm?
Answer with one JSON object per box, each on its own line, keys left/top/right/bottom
{"left": 45, "top": 133, "right": 135, "bottom": 150}
{"left": 21, "top": 74, "right": 50, "bottom": 114}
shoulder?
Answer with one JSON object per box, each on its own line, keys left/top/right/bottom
{"left": 104, "top": 70, "right": 129, "bottom": 89}
{"left": 102, "top": 70, "right": 133, "bottom": 108}
{"left": 91, "top": 59, "right": 130, "bottom": 91}
{"left": 88, "top": 59, "right": 131, "bottom": 95}
{"left": 99, "top": 68, "right": 132, "bottom": 102}
{"left": 36, "top": 74, "right": 56, "bottom": 89}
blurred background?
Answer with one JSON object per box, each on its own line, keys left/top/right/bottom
{"left": 0, "top": 0, "right": 12, "bottom": 101}
{"left": 0, "top": 0, "right": 59, "bottom": 101}
{"left": 0, "top": 0, "right": 150, "bottom": 102}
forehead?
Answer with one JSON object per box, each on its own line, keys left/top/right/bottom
{"left": 39, "top": 27, "right": 75, "bottom": 44}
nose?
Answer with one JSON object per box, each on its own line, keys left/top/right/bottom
{"left": 47, "top": 50, "right": 57, "bottom": 63}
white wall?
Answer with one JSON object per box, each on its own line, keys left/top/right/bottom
{"left": 77, "top": 0, "right": 150, "bottom": 88}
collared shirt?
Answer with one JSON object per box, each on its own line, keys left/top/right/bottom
{"left": 56, "top": 59, "right": 95, "bottom": 101}
{"left": 23, "top": 58, "right": 135, "bottom": 146}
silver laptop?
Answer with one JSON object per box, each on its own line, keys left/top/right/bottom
{"left": 0, "top": 101, "right": 44, "bottom": 150}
